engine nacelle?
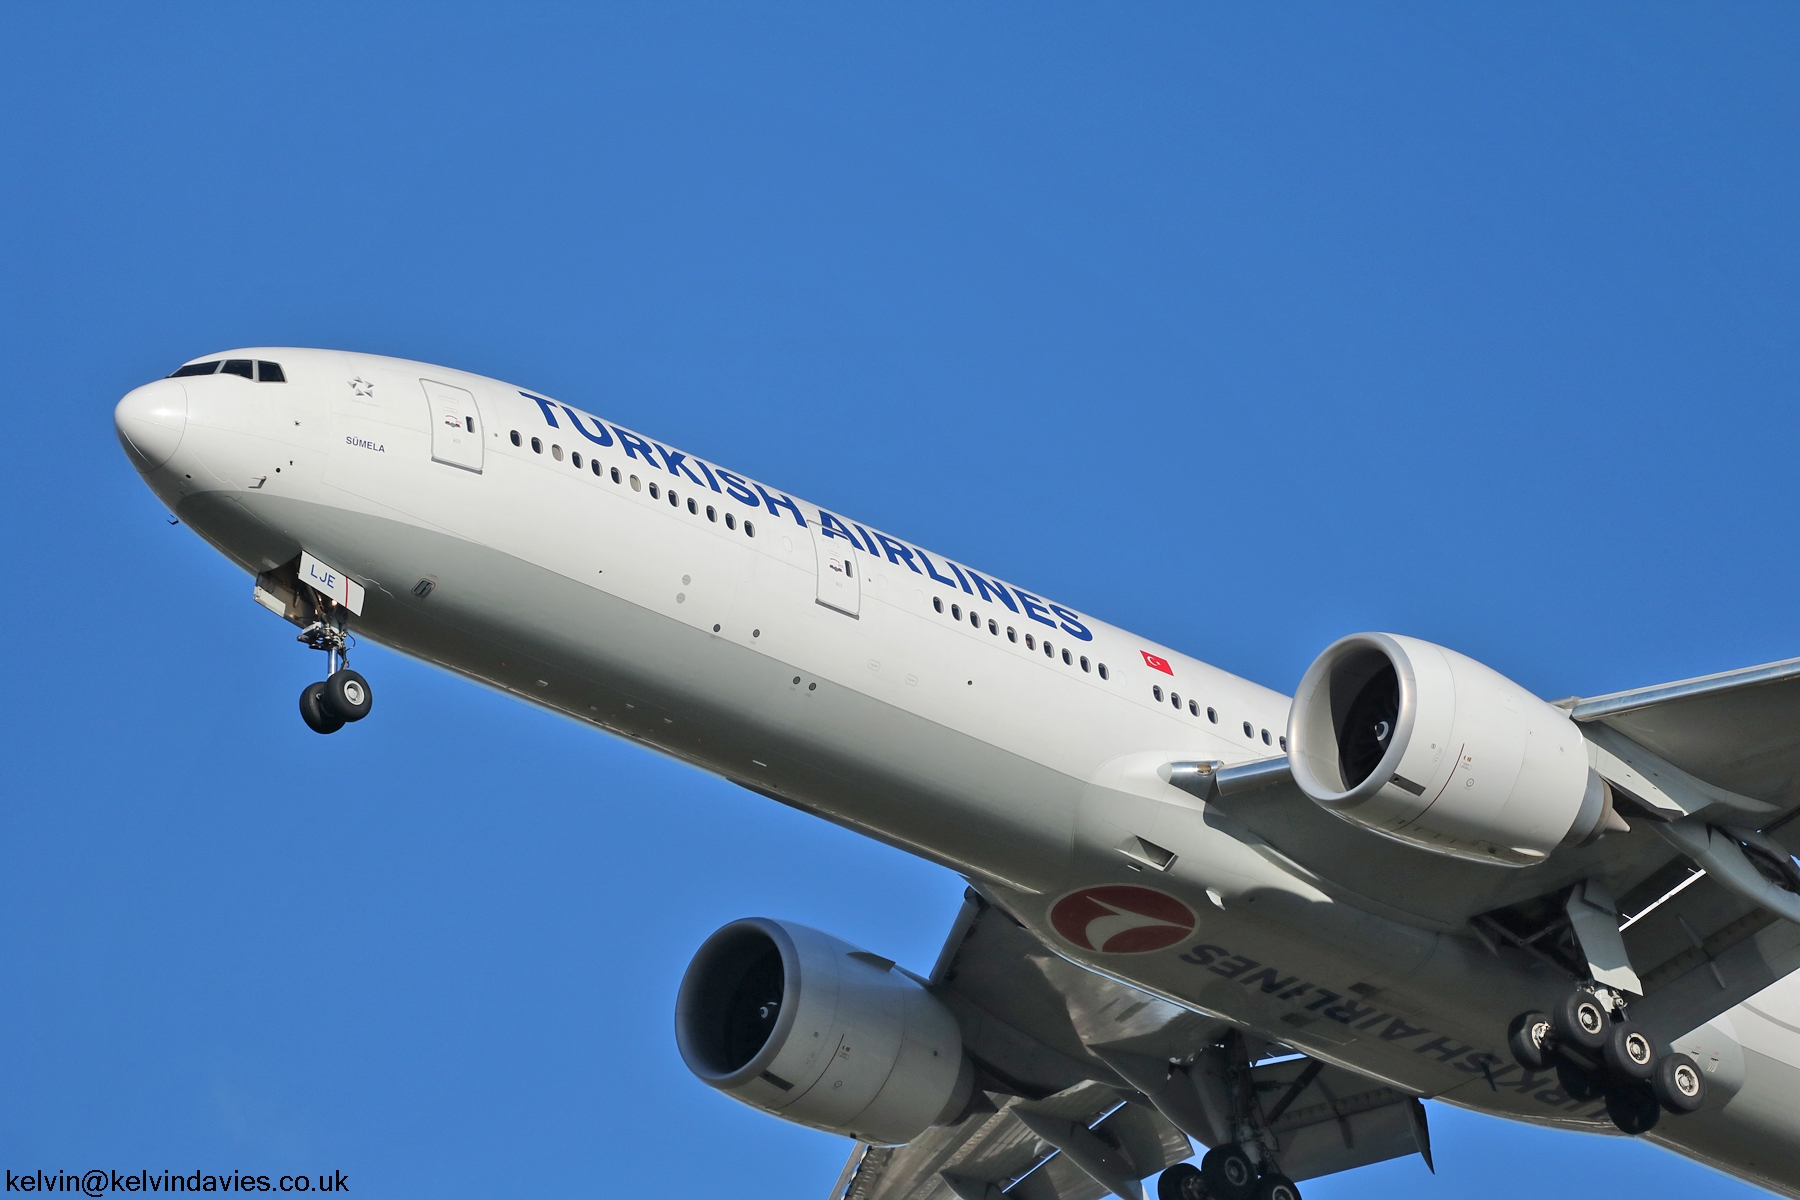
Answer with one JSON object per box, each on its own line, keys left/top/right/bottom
{"left": 675, "top": 918, "right": 974, "bottom": 1146}
{"left": 1288, "top": 632, "right": 1616, "bottom": 865}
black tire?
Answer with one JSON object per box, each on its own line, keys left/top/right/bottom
{"left": 1557, "top": 1058, "right": 1605, "bottom": 1102}
{"left": 1202, "top": 1145, "right": 1258, "bottom": 1200}
{"left": 1255, "top": 1173, "right": 1301, "bottom": 1200}
{"left": 1603, "top": 1022, "right": 1657, "bottom": 1082}
{"left": 300, "top": 682, "right": 344, "bottom": 734}
{"left": 1158, "top": 1163, "right": 1206, "bottom": 1200}
{"left": 1652, "top": 1053, "right": 1706, "bottom": 1114}
{"left": 323, "top": 669, "right": 372, "bottom": 722}
{"left": 1554, "top": 989, "right": 1610, "bottom": 1051}
{"left": 1605, "top": 1085, "right": 1661, "bottom": 1135}
{"left": 1508, "top": 1011, "right": 1554, "bottom": 1069}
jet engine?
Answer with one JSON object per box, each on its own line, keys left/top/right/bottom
{"left": 1287, "top": 633, "right": 1622, "bottom": 865}
{"left": 675, "top": 917, "right": 974, "bottom": 1146}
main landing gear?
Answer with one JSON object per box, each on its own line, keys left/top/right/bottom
{"left": 296, "top": 602, "right": 373, "bottom": 735}
{"left": 1507, "top": 986, "right": 1705, "bottom": 1135}
{"left": 1154, "top": 1033, "right": 1303, "bottom": 1200}
{"left": 1158, "top": 1149, "right": 1299, "bottom": 1200}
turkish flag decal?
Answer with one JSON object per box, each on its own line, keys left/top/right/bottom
{"left": 1142, "top": 651, "right": 1174, "bottom": 675}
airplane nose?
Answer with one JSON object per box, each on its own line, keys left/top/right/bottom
{"left": 115, "top": 379, "right": 188, "bottom": 470}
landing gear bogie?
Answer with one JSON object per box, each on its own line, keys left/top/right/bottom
{"left": 1508, "top": 985, "right": 1703, "bottom": 1134}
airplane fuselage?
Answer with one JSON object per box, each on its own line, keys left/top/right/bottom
{"left": 115, "top": 349, "right": 1800, "bottom": 1195}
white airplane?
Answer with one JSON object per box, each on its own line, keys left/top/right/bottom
{"left": 116, "top": 349, "right": 1800, "bottom": 1200}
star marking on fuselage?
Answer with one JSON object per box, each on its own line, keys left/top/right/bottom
{"left": 349, "top": 376, "right": 374, "bottom": 397}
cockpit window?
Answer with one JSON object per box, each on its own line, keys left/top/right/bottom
{"left": 257, "top": 361, "right": 286, "bottom": 382}
{"left": 170, "top": 361, "right": 220, "bottom": 377}
{"left": 221, "top": 359, "right": 254, "bottom": 379}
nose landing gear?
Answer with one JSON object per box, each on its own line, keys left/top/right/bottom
{"left": 296, "top": 603, "right": 373, "bottom": 735}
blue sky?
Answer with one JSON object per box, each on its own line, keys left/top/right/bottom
{"left": 2, "top": 4, "right": 1797, "bottom": 1197}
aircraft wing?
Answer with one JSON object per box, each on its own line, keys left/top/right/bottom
{"left": 1566, "top": 654, "right": 1800, "bottom": 807}
{"left": 827, "top": 893, "right": 1432, "bottom": 1200}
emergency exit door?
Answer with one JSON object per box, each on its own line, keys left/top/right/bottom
{"left": 812, "top": 523, "right": 861, "bottom": 617}
{"left": 422, "top": 379, "right": 483, "bottom": 473}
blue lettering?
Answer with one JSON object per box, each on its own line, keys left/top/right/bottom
{"left": 613, "top": 427, "right": 660, "bottom": 464}
{"left": 1179, "top": 944, "right": 1227, "bottom": 967}
{"left": 755, "top": 484, "right": 808, "bottom": 528}
{"left": 1051, "top": 604, "right": 1094, "bottom": 642}
{"left": 816, "top": 510, "right": 862, "bottom": 548}
{"left": 560, "top": 405, "right": 613, "bottom": 447}
{"left": 655, "top": 443, "right": 709, "bottom": 488}
{"left": 715, "top": 469, "right": 760, "bottom": 506}
{"left": 948, "top": 561, "right": 973, "bottom": 594}
{"left": 913, "top": 548, "right": 961, "bottom": 588}
{"left": 873, "top": 532, "right": 923, "bottom": 574}
{"left": 964, "top": 569, "right": 1020, "bottom": 613}
{"left": 522, "top": 391, "right": 560, "bottom": 428}
{"left": 1015, "top": 588, "right": 1058, "bottom": 629}
{"left": 691, "top": 457, "right": 723, "bottom": 493}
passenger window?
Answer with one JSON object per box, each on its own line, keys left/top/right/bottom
{"left": 934, "top": 597, "right": 944, "bottom": 613}
{"left": 1243, "top": 721, "right": 1254, "bottom": 738}
{"left": 649, "top": 482, "right": 660, "bottom": 498}
{"left": 1062, "top": 649, "right": 1072, "bottom": 665}
{"left": 591, "top": 459, "right": 602, "bottom": 476}
{"left": 1154, "top": 686, "right": 1164, "bottom": 702}
{"left": 1207, "top": 708, "right": 1218, "bottom": 723}
{"left": 510, "top": 430, "right": 521, "bottom": 446}
{"left": 1188, "top": 700, "right": 1198, "bottom": 716}
{"left": 1044, "top": 641, "right": 1053, "bottom": 658}
{"left": 1025, "top": 633, "right": 1036, "bottom": 650}
{"left": 1079, "top": 656, "right": 1089, "bottom": 672}
{"left": 572, "top": 452, "right": 582, "bottom": 468}
{"left": 1171, "top": 692, "right": 1181, "bottom": 708}
{"left": 630, "top": 474, "right": 641, "bottom": 491}
{"left": 221, "top": 359, "right": 254, "bottom": 379}
{"left": 169, "top": 361, "right": 219, "bottom": 377}
{"left": 1098, "top": 663, "right": 1109, "bottom": 680}
{"left": 1279, "top": 735, "right": 1288, "bottom": 751}
{"left": 688, "top": 498, "right": 698, "bottom": 514}
{"left": 1262, "top": 729, "right": 1272, "bottom": 745}
{"left": 611, "top": 467, "right": 621, "bottom": 483}
{"left": 257, "top": 361, "right": 285, "bottom": 382}
{"left": 951, "top": 603, "right": 962, "bottom": 620}
{"left": 531, "top": 437, "right": 543, "bottom": 453}
{"left": 745, "top": 521, "right": 756, "bottom": 537}
{"left": 726, "top": 512, "right": 736, "bottom": 529}
{"left": 552, "top": 444, "right": 564, "bottom": 461}
{"left": 669, "top": 490, "right": 679, "bottom": 507}
{"left": 706, "top": 505, "right": 717, "bottom": 522}
{"left": 970, "top": 611, "right": 980, "bottom": 628}
{"left": 1006, "top": 626, "right": 1017, "bottom": 642}
{"left": 988, "top": 619, "right": 998, "bottom": 635}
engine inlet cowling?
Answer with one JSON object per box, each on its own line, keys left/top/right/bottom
{"left": 1286, "top": 633, "right": 1613, "bottom": 865}
{"left": 675, "top": 918, "right": 973, "bottom": 1146}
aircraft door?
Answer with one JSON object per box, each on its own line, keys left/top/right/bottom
{"left": 422, "top": 379, "right": 483, "bottom": 473}
{"left": 811, "top": 522, "right": 861, "bottom": 617}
